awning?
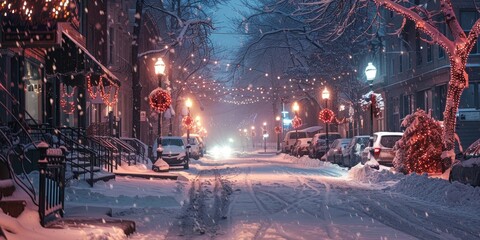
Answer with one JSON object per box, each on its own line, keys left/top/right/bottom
{"left": 58, "top": 23, "right": 121, "bottom": 87}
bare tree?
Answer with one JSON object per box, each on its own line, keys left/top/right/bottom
{"left": 292, "top": 0, "right": 480, "bottom": 161}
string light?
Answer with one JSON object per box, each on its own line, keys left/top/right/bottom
{"left": 292, "top": 115, "right": 302, "bottom": 129}
{"left": 182, "top": 115, "right": 194, "bottom": 130}
{"left": 148, "top": 88, "right": 171, "bottom": 112}
{"left": 0, "top": 0, "right": 73, "bottom": 22}
{"left": 60, "top": 83, "right": 75, "bottom": 114}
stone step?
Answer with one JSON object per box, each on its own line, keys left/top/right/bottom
{"left": 85, "top": 172, "right": 116, "bottom": 185}
{"left": 45, "top": 217, "right": 135, "bottom": 236}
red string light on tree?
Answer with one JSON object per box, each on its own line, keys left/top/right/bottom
{"left": 149, "top": 88, "right": 171, "bottom": 112}
{"left": 292, "top": 115, "right": 302, "bottom": 129}
{"left": 182, "top": 115, "right": 194, "bottom": 130}
{"left": 319, "top": 109, "right": 335, "bottom": 123}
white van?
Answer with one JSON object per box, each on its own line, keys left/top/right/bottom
{"left": 282, "top": 130, "right": 308, "bottom": 153}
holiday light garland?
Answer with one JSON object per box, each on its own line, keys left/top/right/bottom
{"left": 148, "top": 88, "right": 171, "bottom": 112}
{"left": 319, "top": 109, "right": 335, "bottom": 123}
{"left": 0, "top": 0, "right": 74, "bottom": 23}
{"left": 60, "top": 83, "right": 75, "bottom": 114}
{"left": 292, "top": 115, "right": 302, "bottom": 129}
{"left": 87, "top": 74, "right": 99, "bottom": 99}
{"left": 99, "top": 83, "right": 119, "bottom": 107}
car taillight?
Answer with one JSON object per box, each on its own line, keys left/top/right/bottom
{"left": 373, "top": 148, "right": 381, "bottom": 158}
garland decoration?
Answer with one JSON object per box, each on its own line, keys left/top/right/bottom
{"left": 319, "top": 108, "right": 335, "bottom": 123}
{"left": 292, "top": 115, "right": 302, "bottom": 129}
{"left": 360, "top": 91, "right": 384, "bottom": 117}
{"left": 60, "top": 83, "right": 76, "bottom": 114}
{"left": 148, "top": 88, "right": 171, "bottom": 112}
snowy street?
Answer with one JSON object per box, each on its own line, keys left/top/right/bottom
{"left": 64, "top": 153, "right": 480, "bottom": 240}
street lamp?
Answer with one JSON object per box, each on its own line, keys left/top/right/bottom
{"left": 365, "top": 62, "right": 377, "bottom": 145}
{"left": 322, "top": 88, "right": 330, "bottom": 152}
{"left": 263, "top": 122, "right": 267, "bottom": 153}
{"left": 154, "top": 58, "right": 166, "bottom": 139}
{"left": 185, "top": 98, "right": 192, "bottom": 144}
{"left": 292, "top": 102, "right": 300, "bottom": 144}
{"left": 243, "top": 128, "right": 248, "bottom": 152}
{"left": 251, "top": 126, "right": 255, "bottom": 148}
{"left": 275, "top": 116, "right": 281, "bottom": 151}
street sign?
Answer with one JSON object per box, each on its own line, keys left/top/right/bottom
{"left": 140, "top": 111, "right": 146, "bottom": 122}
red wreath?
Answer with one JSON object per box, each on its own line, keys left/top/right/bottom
{"left": 363, "top": 94, "right": 381, "bottom": 118}
{"left": 182, "top": 116, "right": 194, "bottom": 130}
{"left": 292, "top": 115, "right": 302, "bottom": 129}
{"left": 149, "top": 88, "right": 171, "bottom": 112}
{"left": 274, "top": 126, "right": 281, "bottom": 134}
{"left": 319, "top": 108, "right": 335, "bottom": 123}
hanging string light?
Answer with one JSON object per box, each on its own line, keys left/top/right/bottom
{"left": 0, "top": 0, "right": 74, "bottom": 23}
{"left": 99, "top": 82, "right": 119, "bottom": 107}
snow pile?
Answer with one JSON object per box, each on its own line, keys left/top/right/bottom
{"left": 389, "top": 173, "right": 480, "bottom": 208}
{"left": 284, "top": 154, "right": 339, "bottom": 169}
{"left": 348, "top": 163, "right": 404, "bottom": 185}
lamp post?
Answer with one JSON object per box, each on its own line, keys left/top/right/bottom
{"left": 263, "top": 122, "right": 267, "bottom": 153}
{"left": 154, "top": 58, "right": 166, "bottom": 138}
{"left": 185, "top": 98, "right": 192, "bottom": 144}
{"left": 251, "top": 126, "right": 255, "bottom": 149}
{"left": 243, "top": 128, "right": 248, "bottom": 152}
{"left": 292, "top": 102, "right": 300, "bottom": 143}
{"left": 365, "top": 62, "right": 377, "bottom": 146}
{"left": 322, "top": 88, "right": 330, "bottom": 152}
{"left": 275, "top": 116, "right": 281, "bottom": 151}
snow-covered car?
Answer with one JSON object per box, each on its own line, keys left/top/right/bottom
{"left": 282, "top": 130, "right": 308, "bottom": 153}
{"left": 361, "top": 132, "right": 403, "bottom": 166}
{"left": 183, "top": 134, "right": 206, "bottom": 157}
{"left": 182, "top": 136, "right": 201, "bottom": 160}
{"left": 310, "top": 132, "right": 342, "bottom": 159}
{"left": 152, "top": 136, "right": 190, "bottom": 169}
{"left": 341, "top": 135, "right": 370, "bottom": 168}
{"left": 324, "top": 138, "right": 351, "bottom": 164}
{"left": 291, "top": 138, "right": 311, "bottom": 157}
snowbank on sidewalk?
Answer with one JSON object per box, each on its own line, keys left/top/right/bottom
{"left": 348, "top": 163, "right": 403, "bottom": 185}
{"left": 388, "top": 173, "right": 480, "bottom": 208}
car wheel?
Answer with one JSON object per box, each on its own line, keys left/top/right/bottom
{"left": 184, "top": 159, "right": 190, "bottom": 169}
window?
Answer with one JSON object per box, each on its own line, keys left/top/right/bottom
{"left": 461, "top": 10, "right": 479, "bottom": 53}
{"left": 402, "top": 94, "right": 414, "bottom": 118}
{"left": 416, "top": 31, "right": 423, "bottom": 66}
{"left": 459, "top": 83, "right": 477, "bottom": 108}
{"left": 399, "top": 54, "right": 403, "bottom": 73}
{"left": 438, "top": 22, "right": 446, "bottom": 58}
{"left": 391, "top": 58, "right": 395, "bottom": 75}
{"left": 427, "top": 44, "right": 432, "bottom": 62}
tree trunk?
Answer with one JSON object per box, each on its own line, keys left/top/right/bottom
{"left": 442, "top": 60, "right": 468, "bottom": 160}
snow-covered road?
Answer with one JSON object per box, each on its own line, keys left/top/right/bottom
{"left": 64, "top": 153, "right": 480, "bottom": 240}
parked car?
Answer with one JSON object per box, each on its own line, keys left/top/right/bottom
{"left": 282, "top": 130, "right": 308, "bottom": 153}
{"left": 361, "top": 132, "right": 403, "bottom": 166}
{"left": 309, "top": 132, "right": 342, "bottom": 159}
{"left": 323, "top": 138, "right": 351, "bottom": 164}
{"left": 183, "top": 133, "right": 206, "bottom": 156}
{"left": 152, "top": 136, "right": 190, "bottom": 169}
{"left": 182, "top": 136, "right": 201, "bottom": 160}
{"left": 341, "top": 135, "right": 370, "bottom": 168}
{"left": 291, "top": 138, "right": 311, "bottom": 157}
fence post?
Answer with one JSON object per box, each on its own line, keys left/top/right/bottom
{"left": 37, "top": 141, "right": 49, "bottom": 227}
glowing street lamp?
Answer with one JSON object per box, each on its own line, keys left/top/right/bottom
{"left": 275, "top": 116, "right": 281, "bottom": 151}
{"left": 292, "top": 102, "right": 300, "bottom": 143}
{"left": 185, "top": 98, "right": 192, "bottom": 144}
{"left": 322, "top": 88, "right": 330, "bottom": 152}
{"left": 263, "top": 122, "right": 268, "bottom": 153}
{"left": 365, "top": 62, "right": 377, "bottom": 145}
{"left": 154, "top": 57, "right": 166, "bottom": 139}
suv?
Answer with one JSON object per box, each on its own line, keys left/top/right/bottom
{"left": 361, "top": 132, "right": 403, "bottom": 166}
{"left": 282, "top": 130, "right": 308, "bottom": 153}
{"left": 152, "top": 136, "right": 190, "bottom": 169}
{"left": 341, "top": 135, "right": 370, "bottom": 168}
{"left": 308, "top": 132, "right": 342, "bottom": 159}
{"left": 182, "top": 136, "right": 201, "bottom": 160}
{"left": 183, "top": 134, "right": 206, "bottom": 157}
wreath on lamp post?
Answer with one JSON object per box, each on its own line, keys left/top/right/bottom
{"left": 148, "top": 88, "right": 171, "bottom": 112}
{"left": 182, "top": 115, "right": 194, "bottom": 130}
{"left": 319, "top": 108, "right": 335, "bottom": 123}
{"left": 292, "top": 115, "right": 302, "bottom": 129}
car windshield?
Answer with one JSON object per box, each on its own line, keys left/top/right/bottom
{"left": 183, "top": 137, "right": 197, "bottom": 145}
{"left": 161, "top": 138, "right": 184, "bottom": 146}
{"left": 356, "top": 137, "right": 370, "bottom": 145}
{"left": 290, "top": 132, "right": 307, "bottom": 139}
